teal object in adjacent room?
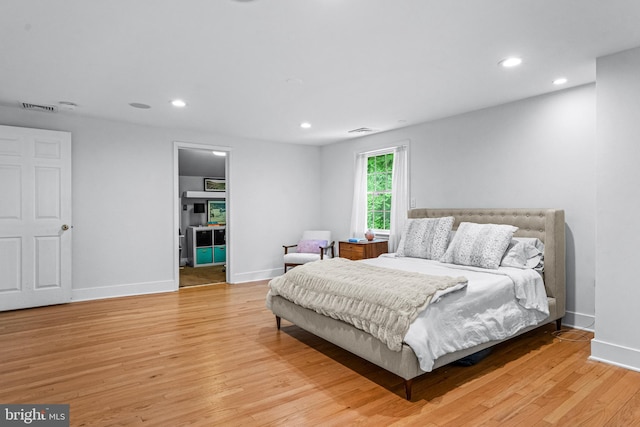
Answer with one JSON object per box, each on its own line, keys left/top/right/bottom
{"left": 214, "top": 246, "right": 226, "bottom": 263}
{"left": 196, "top": 247, "right": 213, "bottom": 265}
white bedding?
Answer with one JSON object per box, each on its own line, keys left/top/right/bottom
{"left": 361, "top": 254, "right": 550, "bottom": 372}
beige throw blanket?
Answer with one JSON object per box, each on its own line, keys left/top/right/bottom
{"left": 267, "top": 258, "right": 467, "bottom": 351}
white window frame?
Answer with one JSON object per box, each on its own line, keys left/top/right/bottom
{"left": 365, "top": 148, "right": 395, "bottom": 235}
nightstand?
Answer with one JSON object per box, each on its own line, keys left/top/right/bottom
{"left": 339, "top": 240, "right": 388, "bottom": 260}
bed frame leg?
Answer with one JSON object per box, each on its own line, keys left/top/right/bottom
{"left": 555, "top": 318, "right": 562, "bottom": 331}
{"left": 276, "top": 316, "right": 281, "bottom": 330}
{"left": 404, "top": 379, "right": 413, "bottom": 401}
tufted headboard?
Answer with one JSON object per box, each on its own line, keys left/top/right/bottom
{"left": 408, "top": 208, "right": 566, "bottom": 323}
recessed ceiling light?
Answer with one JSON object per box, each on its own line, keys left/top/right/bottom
{"left": 499, "top": 57, "right": 523, "bottom": 68}
{"left": 300, "top": 122, "right": 311, "bottom": 129}
{"left": 553, "top": 77, "right": 568, "bottom": 85}
{"left": 171, "top": 99, "right": 187, "bottom": 108}
{"left": 129, "top": 102, "right": 151, "bottom": 109}
{"left": 212, "top": 151, "right": 227, "bottom": 157}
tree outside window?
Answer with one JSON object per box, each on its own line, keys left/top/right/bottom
{"left": 366, "top": 152, "right": 394, "bottom": 231}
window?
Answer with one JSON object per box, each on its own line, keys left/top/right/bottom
{"left": 366, "top": 152, "right": 394, "bottom": 231}
{"left": 351, "top": 144, "right": 407, "bottom": 250}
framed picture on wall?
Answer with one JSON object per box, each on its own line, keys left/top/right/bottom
{"left": 204, "top": 178, "right": 225, "bottom": 192}
{"left": 207, "top": 200, "right": 226, "bottom": 224}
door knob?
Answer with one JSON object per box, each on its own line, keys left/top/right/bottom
{"left": 61, "top": 224, "right": 70, "bottom": 231}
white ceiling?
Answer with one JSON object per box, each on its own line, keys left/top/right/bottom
{"left": 3, "top": 1, "right": 640, "bottom": 145}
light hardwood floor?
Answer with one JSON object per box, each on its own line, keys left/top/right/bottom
{"left": 179, "top": 265, "right": 226, "bottom": 287}
{"left": 1, "top": 282, "right": 639, "bottom": 426}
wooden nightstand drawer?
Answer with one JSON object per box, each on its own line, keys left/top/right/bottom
{"left": 339, "top": 240, "right": 388, "bottom": 260}
{"left": 339, "top": 243, "right": 365, "bottom": 260}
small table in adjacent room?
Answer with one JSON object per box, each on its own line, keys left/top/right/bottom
{"left": 338, "top": 240, "right": 388, "bottom": 260}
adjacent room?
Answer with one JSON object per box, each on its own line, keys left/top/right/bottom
{"left": 178, "top": 148, "right": 228, "bottom": 287}
{"left": 2, "top": 1, "right": 640, "bottom": 425}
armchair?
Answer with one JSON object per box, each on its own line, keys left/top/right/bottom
{"left": 283, "top": 230, "right": 335, "bottom": 272}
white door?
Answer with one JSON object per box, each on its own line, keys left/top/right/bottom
{"left": 0, "top": 125, "right": 72, "bottom": 311}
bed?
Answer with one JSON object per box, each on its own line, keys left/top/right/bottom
{"left": 266, "top": 208, "right": 565, "bottom": 400}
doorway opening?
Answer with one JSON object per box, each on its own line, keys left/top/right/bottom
{"left": 174, "top": 143, "right": 230, "bottom": 288}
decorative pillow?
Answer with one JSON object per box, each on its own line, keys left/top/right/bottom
{"left": 440, "top": 222, "right": 518, "bottom": 269}
{"left": 513, "top": 237, "right": 545, "bottom": 253}
{"left": 396, "top": 217, "right": 454, "bottom": 260}
{"left": 501, "top": 237, "right": 544, "bottom": 270}
{"left": 297, "top": 239, "right": 327, "bottom": 254}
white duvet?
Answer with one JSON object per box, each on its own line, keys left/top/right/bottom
{"left": 361, "top": 254, "right": 549, "bottom": 372}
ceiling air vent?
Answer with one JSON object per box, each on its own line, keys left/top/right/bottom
{"left": 348, "top": 127, "right": 376, "bottom": 134}
{"left": 20, "top": 102, "right": 58, "bottom": 113}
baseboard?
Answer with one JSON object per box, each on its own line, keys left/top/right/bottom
{"left": 561, "top": 310, "right": 595, "bottom": 331}
{"left": 72, "top": 279, "right": 177, "bottom": 302}
{"left": 230, "top": 268, "right": 282, "bottom": 284}
{"left": 590, "top": 339, "right": 640, "bottom": 373}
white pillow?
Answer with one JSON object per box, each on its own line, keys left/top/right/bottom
{"left": 501, "top": 237, "right": 544, "bottom": 270}
{"left": 513, "top": 237, "right": 545, "bottom": 253}
{"left": 440, "top": 222, "right": 518, "bottom": 269}
{"left": 396, "top": 217, "right": 454, "bottom": 260}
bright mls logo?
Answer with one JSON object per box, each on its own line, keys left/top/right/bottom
{"left": 1, "top": 404, "right": 69, "bottom": 426}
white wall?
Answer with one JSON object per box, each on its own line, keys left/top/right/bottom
{"left": 321, "top": 84, "right": 597, "bottom": 329}
{"left": 592, "top": 46, "right": 640, "bottom": 371}
{"left": 228, "top": 140, "right": 323, "bottom": 281}
{"left": 0, "top": 106, "right": 322, "bottom": 299}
